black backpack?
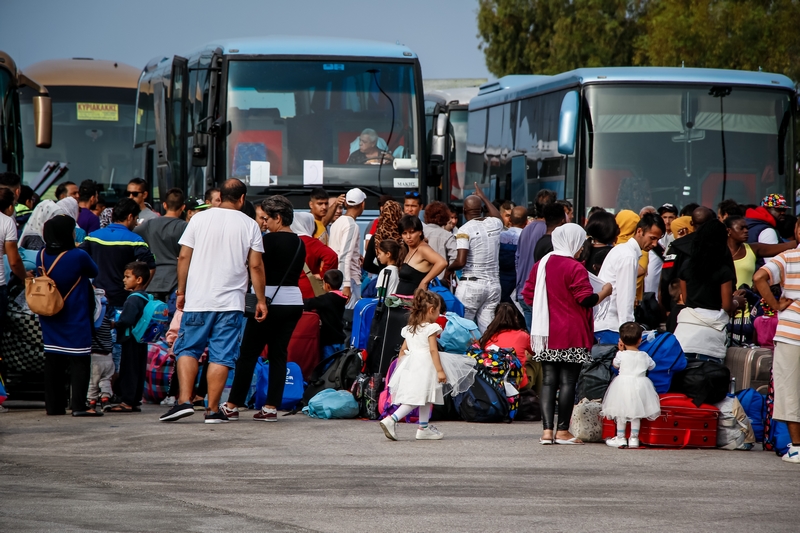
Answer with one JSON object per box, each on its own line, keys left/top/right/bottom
{"left": 300, "top": 347, "right": 363, "bottom": 407}
{"left": 634, "top": 292, "right": 661, "bottom": 331}
{"left": 576, "top": 344, "right": 617, "bottom": 401}
{"left": 454, "top": 370, "right": 511, "bottom": 423}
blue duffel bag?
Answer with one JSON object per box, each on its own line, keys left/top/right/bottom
{"left": 736, "top": 388, "right": 767, "bottom": 442}
{"left": 429, "top": 278, "right": 465, "bottom": 316}
{"left": 253, "top": 360, "right": 304, "bottom": 411}
{"left": 639, "top": 332, "right": 687, "bottom": 393}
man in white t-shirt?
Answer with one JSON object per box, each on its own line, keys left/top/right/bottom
{"left": 444, "top": 184, "right": 504, "bottom": 332}
{"left": 160, "top": 178, "right": 266, "bottom": 424}
{"left": 0, "top": 187, "right": 28, "bottom": 343}
{"left": 329, "top": 188, "right": 365, "bottom": 309}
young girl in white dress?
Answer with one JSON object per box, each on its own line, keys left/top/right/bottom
{"left": 602, "top": 322, "right": 662, "bottom": 449}
{"left": 380, "top": 289, "right": 476, "bottom": 441}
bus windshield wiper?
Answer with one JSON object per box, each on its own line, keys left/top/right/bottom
{"left": 709, "top": 86, "right": 732, "bottom": 199}
{"left": 368, "top": 69, "right": 395, "bottom": 194}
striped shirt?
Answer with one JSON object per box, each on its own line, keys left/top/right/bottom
{"left": 761, "top": 248, "right": 800, "bottom": 346}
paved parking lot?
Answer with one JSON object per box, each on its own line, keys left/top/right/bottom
{"left": 1, "top": 403, "right": 798, "bottom": 532}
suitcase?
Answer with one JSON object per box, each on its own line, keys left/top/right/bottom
{"left": 601, "top": 393, "right": 719, "bottom": 448}
{"left": 262, "top": 311, "right": 321, "bottom": 380}
{"left": 725, "top": 346, "right": 772, "bottom": 394}
{"left": 365, "top": 306, "right": 410, "bottom": 375}
{"left": 349, "top": 298, "right": 379, "bottom": 350}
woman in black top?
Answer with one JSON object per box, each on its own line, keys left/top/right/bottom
{"left": 395, "top": 215, "right": 447, "bottom": 295}
{"left": 580, "top": 211, "right": 619, "bottom": 276}
{"left": 225, "top": 195, "right": 306, "bottom": 421}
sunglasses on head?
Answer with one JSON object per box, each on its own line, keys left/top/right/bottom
{"left": 126, "top": 190, "right": 142, "bottom": 197}
{"left": 404, "top": 191, "right": 420, "bottom": 198}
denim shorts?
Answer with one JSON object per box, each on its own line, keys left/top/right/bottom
{"left": 173, "top": 311, "right": 246, "bottom": 369}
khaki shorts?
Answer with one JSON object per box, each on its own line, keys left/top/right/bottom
{"left": 773, "top": 341, "right": 800, "bottom": 423}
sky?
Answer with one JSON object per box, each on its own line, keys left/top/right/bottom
{"left": 0, "top": 0, "right": 491, "bottom": 81}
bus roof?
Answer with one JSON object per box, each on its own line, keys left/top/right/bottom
{"left": 197, "top": 35, "right": 417, "bottom": 60}
{"left": 471, "top": 67, "right": 796, "bottom": 110}
{"left": 21, "top": 58, "right": 140, "bottom": 89}
{"left": 425, "top": 87, "right": 480, "bottom": 108}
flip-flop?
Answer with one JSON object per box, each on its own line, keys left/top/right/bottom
{"left": 539, "top": 438, "right": 554, "bottom": 445}
{"left": 72, "top": 410, "right": 104, "bottom": 417}
{"left": 109, "top": 404, "right": 135, "bottom": 413}
{"left": 555, "top": 437, "right": 584, "bottom": 445}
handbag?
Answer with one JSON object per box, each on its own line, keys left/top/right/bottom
{"left": 245, "top": 240, "right": 303, "bottom": 318}
{"left": 303, "top": 262, "right": 326, "bottom": 297}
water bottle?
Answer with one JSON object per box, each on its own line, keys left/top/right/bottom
{"left": 730, "top": 376, "right": 736, "bottom": 395}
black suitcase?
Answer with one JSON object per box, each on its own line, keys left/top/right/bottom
{"left": 366, "top": 306, "right": 410, "bottom": 375}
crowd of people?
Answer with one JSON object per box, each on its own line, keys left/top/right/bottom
{"left": 1, "top": 169, "right": 799, "bottom": 462}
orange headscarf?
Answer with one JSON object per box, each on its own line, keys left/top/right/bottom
{"left": 671, "top": 216, "right": 694, "bottom": 238}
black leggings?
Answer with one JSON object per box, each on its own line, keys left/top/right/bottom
{"left": 44, "top": 353, "right": 91, "bottom": 415}
{"left": 540, "top": 361, "right": 582, "bottom": 431}
{"left": 228, "top": 305, "right": 303, "bottom": 408}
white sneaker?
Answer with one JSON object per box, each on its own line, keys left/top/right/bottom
{"left": 160, "top": 396, "right": 176, "bottom": 406}
{"left": 606, "top": 436, "right": 628, "bottom": 448}
{"left": 0, "top": 405, "right": 8, "bottom": 413}
{"left": 628, "top": 436, "right": 640, "bottom": 448}
{"left": 380, "top": 416, "right": 398, "bottom": 441}
{"left": 416, "top": 425, "right": 444, "bottom": 440}
{"left": 782, "top": 444, "right": 800, "bottom": 463}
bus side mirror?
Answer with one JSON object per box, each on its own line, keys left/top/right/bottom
{"left": 557, "top": 90, "right": 579, "bottom": 155}
{"left": 33, "top": 95, "right": 52, "bottom": 148}
{"left": 430, "top": 113, "right": 447, "bottom": 158}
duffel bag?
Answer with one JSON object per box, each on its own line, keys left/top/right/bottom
{"left": 639, "top": 332, "right": 687, "bottom": 393}
{"left": 454, "top": 370, "right": 511, "bottom": 423}
{"left": 670, "top": 359, "right": 731, "bottom": 406}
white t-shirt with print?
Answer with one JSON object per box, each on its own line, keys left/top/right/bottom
{"left": 179, "top": 208, "right": 264, "bottom": 312}
{"left": 456, "top": 217, "right": 503, "bottom": 279}
{"left": 0, "top": 212, "right": 17, "bottom": 286}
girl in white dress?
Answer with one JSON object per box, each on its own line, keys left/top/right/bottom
{"left": 602, "top": 322, "right": 662, "bottom": 448}
{"left": 380, "top": 289, "right": 476, "bottom": 441}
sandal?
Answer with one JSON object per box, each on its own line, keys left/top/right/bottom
{"left": 555, "top": 437, "right": 584, "bottom": 445}
{"left": 539, "top": 438, "right": 554, "bottom": 445}
{"left": 109, "top": 404, "right": 136, "bottom": 413}
{"left": 72, "top": 410, "right": 104, "bottom": 417}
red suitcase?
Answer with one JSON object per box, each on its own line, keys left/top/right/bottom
{"left": 262, "top": 312, "right": 321, "bottom": 379}
{"left": 600, "top": 393, "right": 719, "bottom": 448}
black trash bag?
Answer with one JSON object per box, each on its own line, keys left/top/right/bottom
{"left": 515, "top": 389, "right": 542, "bottom": 422}
{"left": 670, "top": 359, "right": 731, "bottom": 406}
{"left": 576, "top": 344, "right": 617, "bottom": 401}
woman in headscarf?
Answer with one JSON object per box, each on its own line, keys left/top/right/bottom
{"left": 35, "top": 215, "right": 100, "bottom": 416}
{"left": 615, "top": 210, "right": 647, "bottom": 301}
{"left": 363, "top": 200, "right": 403, "bottom": 275}
{"left": 291, "top": 211, "right": 338, "bottom": 299}
{"left": 19, "top": 200, "right": 65, "bottom": 250}
{"left": 57, "top": 197, "right": 87, "bottom": 242}
{"left": 521, "top": 223, "right": 612, "bottom": 444}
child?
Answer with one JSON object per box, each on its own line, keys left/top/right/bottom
{"left": 109, "top": 262, "right": 151, "bottom": 413}
{"left": 87, "top": 306, "right": 115, "bottom": 412}
{"left": 304, "top": 269, "right": 349, "bottom": 358}
{"left": 380, "top": 289, "right": 476, "bottom": 441}
{"left": 375, "top": 239, "right": 403, "bottom": 298}
{"left": 602, "top": 322, "right": 661, "bottom": 448}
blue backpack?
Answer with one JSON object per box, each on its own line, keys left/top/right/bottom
{"left": 736, "top": 388, "right": 767, "bottom": 442}
{"left": 350, "top": 298, "right": 378, "bottom": 349}
{"left": 440, "top": 312, "right": 479, "bottom": 353}
{"left": 454, "top": 370, "right": 511, "bottom": 423}
{"left": 769, "top": 420, "right": 792, "bottom": 456}
{"left": 302, "top": 388, "right": 359, "bottom": 419}
{"left": 639, "top": 332, "right": 687, "bottom": 394}
{"left": 429, "top": 278, "right": 465, "bottom": 316}
{"left": 254, "top": 360, "right": 304, "bottom": 411}
{"left": 128, "top": 293, "right": 169, "bottom": 343}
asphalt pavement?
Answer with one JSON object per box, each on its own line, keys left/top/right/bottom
{"left": 1, "top": 403, "right": 798, "bottom": 532}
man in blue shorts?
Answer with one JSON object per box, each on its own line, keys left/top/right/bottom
{"left": 159, "top": 179, "right": 267, "bottom": 424}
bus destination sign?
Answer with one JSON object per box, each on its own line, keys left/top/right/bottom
{"left": 77, "top": 103, "right": 119, "bottom": 121}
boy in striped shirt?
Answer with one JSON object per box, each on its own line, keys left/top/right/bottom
{"left": 754, "top": 217, "right": 800, "bottom": 463}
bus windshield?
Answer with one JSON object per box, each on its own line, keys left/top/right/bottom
{"left": 584, "top": 84, "right": 793, "bottom": 213}
{"left": 20, "top": 86, "right": 138, "bottom": 196}
{"left": 226, "top": 60, "right": 419, "bottom": 192}
{"left": 0, "top": 69, "right": 11, "bottom": 173}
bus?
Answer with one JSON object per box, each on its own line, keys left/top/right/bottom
{"left": 466, "top": 68, "right": 799, "bottom": 218}
{"left": 0, "top": 51, "right": 51, "bottom": 176}
{"left": 19, "top": 58, "right": 141, "bottom": 197}
{"left": 425, "top": 87, "right": 478, "bottom": 203}
{"left": 134, "top": 36, "right": 436, "bottom": 208}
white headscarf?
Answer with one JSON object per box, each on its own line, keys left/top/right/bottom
{"left": 57, "top": 197, "right": 80, "bottom": 221}
{"left": 19, "top": 200, "right": 66, "bottom": 244}
{"left": 291, "top": 212, "right": 316, "bottom": 237}
{"left": 531, "top": 223, "right": 588, "bottom": 353}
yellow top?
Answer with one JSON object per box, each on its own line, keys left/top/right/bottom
{"left": 314, "top": 219, "right": 328, "bottom": 245}
{"left": 734, "top": 243, "right": 756, "bottom": 289}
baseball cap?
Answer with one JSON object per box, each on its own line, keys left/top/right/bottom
{"left": 657, "top": 203, "right": 678, "bottom": 216}
{"left": 345, "top": 188, "right": 367, "bottom": 206}
{"left": 185, "top": 197, "right": 210, "bottom": 211}
{"left": 761, "top": 193, "right": 787, "bottom": 209}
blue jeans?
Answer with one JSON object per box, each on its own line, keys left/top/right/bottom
{"left": 517, "top": 296, "right": 532, "bottom": 332}
{"left": 684, "top": 353, "right": 720, "bottom": 362}
{"left": 595, "top": 330, "right": 620, "bottom": 345}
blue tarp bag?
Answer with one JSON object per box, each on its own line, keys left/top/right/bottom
{"left": 127, "top": 293, "right": 169, "bottom": 343}
{"left": 736, "top": 388, "right": 767, "bottom": 442}
{"left": 639, "top": 332, "right": 687, "bottom": 394}
{"left": 440, "top": 312, "right": 479, "bottom": 353}
{"left": 429, "top": 278, "right": 465, "bottom": 316}
{"left": 302, "top": 388, "right": 359, "bottom": 419}
{"left": 254, "top": 360, "right": 304, "bottom": 411}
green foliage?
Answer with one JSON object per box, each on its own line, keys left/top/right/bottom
{"left": 478, "top": 0, "right": 800, "bottom": 80}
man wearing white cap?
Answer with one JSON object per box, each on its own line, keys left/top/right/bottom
{"left": 329, "top": 188, "right": 366, "bottom": 309}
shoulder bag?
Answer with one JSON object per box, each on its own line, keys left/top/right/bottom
{"left": 245, "top": 239, "right": 303, "bottom": 318}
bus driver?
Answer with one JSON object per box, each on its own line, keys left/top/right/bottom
{"left": 347, "top": 128, "right": 393, "bottom": 165}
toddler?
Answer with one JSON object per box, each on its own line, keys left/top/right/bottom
{"left": 87, "top": 307, "right": 115, "bottom": 412}
{"left": 109, "top": 262, "right": 151, "bottom": 413}
{"left": 304, "top": 269, "right": 349, "bottom": 358}
{"left": 375, "top": 239, "right": 402, "bottom": 298}
{"left": 380, "top": 289, "right": 476, "bottom": 441}
{"left": 602, "top": 322, "right": 661, "bottom": 448}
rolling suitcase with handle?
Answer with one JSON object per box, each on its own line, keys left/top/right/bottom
{"left": 725, "top": 346, "right": 772, "bottom": 394}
